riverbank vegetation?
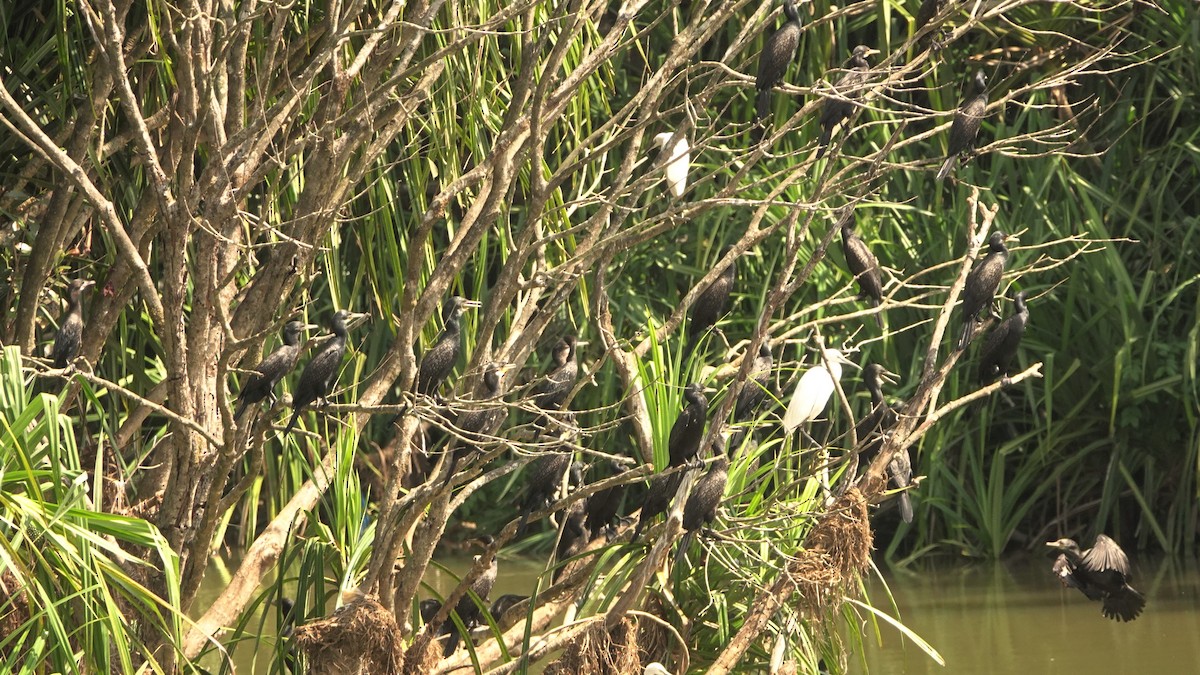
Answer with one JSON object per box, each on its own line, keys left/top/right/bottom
{"left": 0, "top": 0, "right": 1194, "bottom": 671}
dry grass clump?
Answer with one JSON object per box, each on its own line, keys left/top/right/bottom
{"left": 790, "top": 487, "right": 873, "bottom": 615}
{"left": 544, "top": 617, "right": 641, "bottom": 675}
{"left": 294, "top": 593, "right": 404, "bottom": 675}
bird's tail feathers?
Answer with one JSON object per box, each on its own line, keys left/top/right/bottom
{"left": 816, "top": 126, "right": 834, "bottom": 158}
{"left": 756, "top": 89, "right": 772, "bottom": 122}
{"left": 897, "top": 492, "right": 914, "bottom": 524}
{"left": 957, "top": 320, "right": 975, "bottom": 351}
{"left": 283, "top": 409, "right": 301, "bottom": 437}
{"left": 936, "top": 155, "right": 957, "bottom": 181}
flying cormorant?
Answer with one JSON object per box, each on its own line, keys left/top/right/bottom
{"left": 1046, "top": 535, "right": 1145, "bottom": 622}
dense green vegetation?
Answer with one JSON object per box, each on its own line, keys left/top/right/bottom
{"left": 1, "top": 0, "right": 1196, "bottom": 672}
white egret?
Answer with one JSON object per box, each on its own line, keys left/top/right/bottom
{"left": 653, "top": 131, "right": 690, "bottom": 198}
{"left": 782, "top": 348, "right": 849, "bottom": 435}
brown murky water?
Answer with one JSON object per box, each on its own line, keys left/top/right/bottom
{"left": 198, "top": 554, "right": 1199, "bottom": 673}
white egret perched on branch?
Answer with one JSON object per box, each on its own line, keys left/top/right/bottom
{"left": 653, "top": 131, "right": 690, "bottom": 198}
{"left": 782, "top": 347, "right": 851, "bottom": 435}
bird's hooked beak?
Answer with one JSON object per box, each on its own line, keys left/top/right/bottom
{"left": 344, "top": 311, "right": 371, "bottom": 326}
{"left": 879, "top": 367, "right": 900, "bottom": 386}
{"left": 863, "top": 47, "right": 880, "bottom": 57}
{"left": 80, "top": 279, "right": 96, "bottom": 290}
{"left": 1045, "top": 539, "right": 1070, "bottom": 550}
{"left": 460, "top": 299, "right": 483, "bottom": 310}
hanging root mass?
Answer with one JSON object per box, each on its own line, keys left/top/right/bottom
{"left": 294, "top": 593, "right": 404, "bottom": 675}
{"left": 544, "top": 617, "right": 641, "bottom": 675}
{"left": 791, "top": 487, "right": 873, "bottom": 616}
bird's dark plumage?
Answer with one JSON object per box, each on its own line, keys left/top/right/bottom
{"left": 817, "top": 45, "right": 877, "bottom": 158}
{"left": 854, "top": 364, "right": 912, "bottom": 523}
{"left": 631, "top": 471, "right": 682, "bottom": 542}
{"left": 553, "top": 503, "right": 588, "bottom": 582}
{"left": 915, "top": 0, "right": 946, "bottom": 33}
{"left": 443, "top": 554, "right": 499, "bottom": 656}
{"left": 841, "top": 215, "right": 884, "bottom": 326}
{"left": 532, "top": 336, "right": 578, "bottom": 412}
{"left": 52, "top": 279, "right": 94, "bottom": 368}
{"left": 522, "top": 448, "right": 575, "bottom": 519}
{"left": 283, "top": 310, "right": 362, "bottom": 436}
{"left": 584, "top": 460, "right": 627, "bottom": 538}
{"left": 937, "top": 70, "right": 989, "bottom": 181}
{"left": 978, "top": 291, "right": 1029, "bottom": 385}
{"left": 455, "top": 363, "right": 511, "bottom": 441}
{"left": 683, "top": 456, "right": 729, "bottom": 533}
{"left": 668, "top": 384, "right": 708, "bottom": 467}
{"left": 417, "top": 296, "right": 480, "bottom": 396}
{"left": 755, "top": 0, "right": 803, "bottom": 122}
{"left": 686, "top": 248, "right": 738, "bottom": 355}
{"left": 957, "top": 232, "right": 1009, "bottom": 351}
{"left": 235, "top": 321, "right": 309, "bottom": 420}
{"left": 1047, "top": 535, "right": 1145, "bottom": 622}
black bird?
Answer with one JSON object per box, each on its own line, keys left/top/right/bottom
{"left": 419, "top": 598, "right": 442, "bottom": 626}
{"left": 234, "top": 321, "right": 314, "bottom": 420}
{"left": 443, "top": 553, "right": 499, "bottom": 656}
{"left": 631, "top": 471, "right": 683, "bottom": 542}
{"left": 936, "top": 70, "right": 989, "bottom": 181}
{"left": 853, "top": 364, "right": 912, "bottom": 523}
{"left": 417, "top": 296, "right": 482, "bottom": 397}
{"left": 52, "top": 278, "right": 95, "bottom": 368}
{"left": 683, "top": 455, "right": 729, "bottom": 535}
{"left": 755, "top": 0, "right": 803, "bottom": 122}
{"left": 532, "top": 335, "right": 579, "bottom": 412}
{"left": 735, "top": 340, "right": 775, "bottom": 422}
{"left": 553, "top": 502, "right": 588, "bottom": 582}
{"left": 685, "top": 248, "right": 737, "bottom": 356}
{"left": 1046, "top": 535, "right": 1145, "bottom": 622}
{"left": 278, "top": 597, "right": 299, "bottom": 673}
{"left": 840, "top": 215, "right": 884, "bottom": 326}
{"left": 915, "top": 0, "right": 946, "bottom": 33}
{"left": 816, "top": 45, "right": 878, "bottom": 158}
{"left": 283, "top": 310, "right": 368, "bottom": 436}
{"left": 668, "top": 384, "right": 708, "bottom": 467}
{"left": 454, "top": 363, "right": 514, "bottom": 441}
{"left": 979, "top": 291, "right": 1029, "bottom": 385}
{"left": 487, "top": 594, "right": 528, "bottom": 625}
{"left": 584, "top": 460, "right": 627, "bottom": 538}
{"left": 957, "top": 231, "right": 1009, "bottom": 351}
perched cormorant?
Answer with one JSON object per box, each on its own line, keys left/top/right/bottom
{"left": 840, "top": 215, "right": 884, "bottom": 326}
{"left": 282, "top": 307, "right": 364, "bottom": 432}
{"left": 419, "top": 598, "right": 442, "bottom": 626}
{"left": 755, "top": 0, "right": 803, "bottom": 122}
{"left": 532, "top": 336, "right": 579, "bottom": 413}
{"left": 553, "top": 503, "right": 588, "bottom": 582}
{"left": 52, "top": 278, "right": 95, "bottom": 368}
{"left": 443, "top": 553, "right": 499, "bottom": 656}
{"left": 1046, "top": 535, "right": 1145, "bottom": 622}
{"left": 631, "top": 471, "right": 683, "bottom": 542}
{"left": 683, "top": 455, "right": 729, "bottom": 534}
{"left": 686, "top": 248, "right": 737, "bottom": 356}
{"left": 816, "top": 45, "right": 878, "bottom": 158}
{"left": 584, "top": 460, "right": 627, "bottom": 538}
{"left": 782, "top": 348, "right": 849, "bottom": 435}
{"left": 653, "top": 132, "right": 690, "bottom": 199}
{"left": 519, "top": 443, "right": 582, "bottom": 527}
{"left": 417, "top": 296, "right": 482, "bottom": 396}
{"left": 936, "top": 70, "right": 989, "bottom": 181}
{"left": 234, "top": 321, "right": 314, "bottom": 420}
{"left": 854, "top": 364, "right": 912, "bottom": 523}
{"left": 487, "top": 594, "right": 528, "bottom": 624}
{"left": 915, "top": 0, "right": 947, "bottom": 33}
{"left": 957, "top": 232, "right": 1009, "bottom": 351}
{"left": 455, "top": 363, "right": 514, "bottom": 441}
{"left": 283, "top": 310, "right": 367, "bottom": 436}
{"left": 978, "top": 291, "right": 1029, "bottom": 385}
{"left": 668, "top": 384, "right": 709, "bottom": 467}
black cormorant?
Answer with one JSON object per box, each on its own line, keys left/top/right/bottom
{"left": 631, "top": 471, "right": 683, "bottom": 542}
{"left": 957, "top": 231, "right": 1009, "bottom": 351}
{"left": 854, "top": 363, "right": 912, "bottom": 523}
{"left": 235, "top": 321, "right": 314, "bottom": 420}
{"left": 668, "top": 383, "right": 708, "bottom": 467}
{"left": 455, "top": 363, "right": 513, "bottom": 441}
{"left": 979, "top": 291, "right": 1029, "bottom": 385}
{"left": 553, "top": 503, "right": 588, "bottom": 582}
{"left": 283, "top": 310, "right": 368, "bottom": 436}
{"left": 532, "top": 335, "right": 579, "bottom": 412}
{"left": 840, "top": 214, "right": 884, "bottom": 326}
{"left": 683, "top": 455, "right": 729, "bottom": 534}
{"left": 936, "top": 70, "right": 989, "bottom": 181}
{"left": 52, "top": 278, "right": 95, "bottom": 368}
{"left": 443, "top": 553, "right": 499, "bottom": 656}
{"left": 915, "top": 0, "right": 946, "bottom": 33}
{"left": 487, "top": 594, "right": 527, "bottom": 624}
{"left": 584, "top": 460, "right": 627, "bottom": 538}
{"left": 755, "top": 0, "right": 803, "bottom": 122}
{"left": 417, "top": 296, "right": 482, "bottom": 396}
{"left": 816, "top": 45, "right": 878, "bottom": 158}
{"left": 1046, "top": 535, "right": 1145, "bottom": 622}
{"left": 686, "top": 248, "right": 737, "bottom": 356}
{"left": 735, "top": 340, "right": 775, "bottom": 422}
